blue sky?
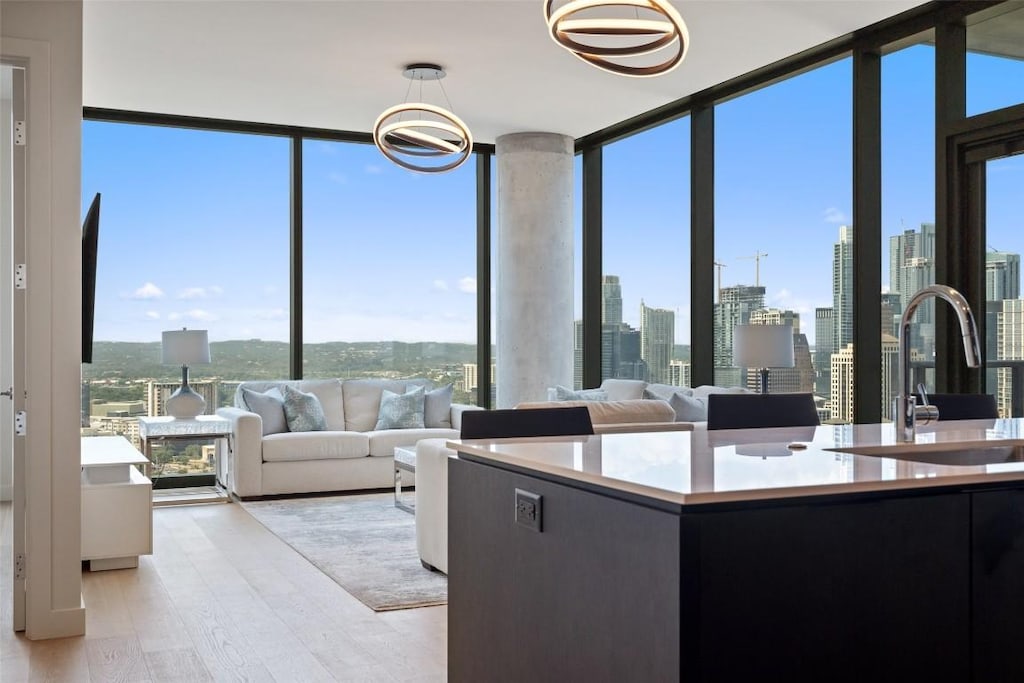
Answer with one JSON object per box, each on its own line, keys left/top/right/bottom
{"left": 83, "top": 44, "right": 1024, "bottom": 348}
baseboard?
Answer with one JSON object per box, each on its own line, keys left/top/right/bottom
{"left": 238, "top": 486, "right": 405, "bottom": 502}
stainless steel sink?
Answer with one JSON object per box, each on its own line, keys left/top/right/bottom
{"left": 832, "top": 443, "right": 1024, "bottom": 467}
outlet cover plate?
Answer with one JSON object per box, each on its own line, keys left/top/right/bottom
{"left": 515, "top": 488, "right": 542, "bottom": 532}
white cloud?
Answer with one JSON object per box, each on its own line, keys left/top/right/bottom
{"left": 178, "top": 287, "right": 207, "bottom": 300}
{"left": 823, "top": 207, "right": 848, "bottom": 224}
{"left": 185, "top": 309, "right": 218, "bottom": 322}
{"left": 458, "top": 277, "right": 477, "bottom": 294}
{"left": 129, "top": 282, "right": 164, "bottom": 299}
{"left": 328, "top": 172, "right": 348, "bottom": 185}
{"left": 432, "top": 279, "right": 449, "bottom": 291}
{"left": 167, "top": 312, "right": 181, "bottom": 321}
{"left": 263, "top": 285, "right": 278, "bottom": 297}
{"left": 209, "top": 286, "right": 224, "bottom": 296}
{"left": 364, "top": 164, "right": 384, "bottom": 175}
{"left": 145, "top": 311, "right": 160, "bottom": 320}
{"left": 253, "top": 308, "right": 287, "bottom": 321}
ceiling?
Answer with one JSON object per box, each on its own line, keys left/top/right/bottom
{"left": 83, "top": 0, "right": 928, "bottom": 144}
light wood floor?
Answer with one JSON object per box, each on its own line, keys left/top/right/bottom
{"left": 0, "top": 499, "right": 447, "bottom": 682}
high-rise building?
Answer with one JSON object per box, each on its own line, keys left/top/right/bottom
{"left": 830, "top": 343, "right": 855, "bottom": 423}
{"left": 713, "top": 284, "right": 766, "bottom": 372}
{"left": 814, "top": 307, "right": 834, "bottom": 397}
{"left": 987, "top": 251, "right": 1021, "bottom": 302}
{"left": 880, "top": 292, "right": 901, "bottom": 338}
{"left": 881, "top": 333, "right": 900, "bottom": 421}
{"left": 148, "top": 380, "right": 220, "bottom": 417}
{"left": 640, "top": 301, "right": 675, "bottom": 384}
{"left": 997, "top": 299, "right": 1024, "bottom": 418}
{"left": 602, "top": 275, "right": 623, "bottom": 325}
{"left": 833, "top": 225, "right": 855, "bottom": 350}
{"left": 669, "top": 360, "right": 691, "bottom": 387}
{"left": 749, "top": 308, "right": 801, "bottom": 334}
{"left": 889, "top": 223, "right": 936, "bottom": 357}
{"left": 462, "top": 362, "right": 495, "bottom": 394}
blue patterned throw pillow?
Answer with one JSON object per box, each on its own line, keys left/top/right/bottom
{"left": 374, "top": 386, "right": 426, "bottom": 430}
{"left": 281, "top": 384, "right": 327, "bottom": 432}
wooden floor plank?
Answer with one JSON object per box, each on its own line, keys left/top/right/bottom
{"left": 1, "top": 499, "right": 448, "bottom": 682}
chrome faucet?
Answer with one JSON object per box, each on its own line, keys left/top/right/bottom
{"left": 895, "top": 284, "right": 982, "bottom": 442}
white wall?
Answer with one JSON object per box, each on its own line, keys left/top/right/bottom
{"left": 1, "top": 0, "right": 85, "bottom": 639}
{"left": 1, "top": 65, "right": 13, "bottom": 503}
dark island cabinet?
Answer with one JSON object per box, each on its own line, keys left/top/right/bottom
{"left": 972, "top": 488, "right": 1024, "bottom": 682}
{"left": 449, "top": 457, "right": 682, "bottom": 683}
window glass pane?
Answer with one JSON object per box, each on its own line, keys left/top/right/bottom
{"left": 715, "top": 60, "right": 851, "bottom": 420}
{"left": 882, "top": 38, "right": 936, "bottom": 421}
{"left": 81, "top": 122, "right": 289, "bottom": 478}
{"left": 574, "top": 153, "right": 585, "bottom": 388}
{"left": 600, "top": 118, "right": 690, "bottom": 388}
{"left": 967, "top": 4, "right": 1024, "bottom": 117}
{"left": 302, "top": 141, "right": 478, "bottom": 405}
{"left": 985, "top": 154, "right": 1024, "bottom": 417}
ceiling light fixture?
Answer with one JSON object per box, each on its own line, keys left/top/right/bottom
{"left": 544, "top": 0, "right": 689, "bottom": 77}
{"left": 373, "top": 64, "right": 473, "bottom": 174}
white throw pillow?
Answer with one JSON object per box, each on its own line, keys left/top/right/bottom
{"left": 550, "top": 385, "right": 609, "bottom": 401}
{"left": 241, "top": 386, "right": 288, "bottom": 436}
{"left": 424, "top": 384, "right": 454, "bottom": 428}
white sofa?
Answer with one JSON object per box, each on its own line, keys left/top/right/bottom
{"left": 217, "top": 378, "right": 480, "bottom": 499}
{"left": 415, "top": 399, "right": 689, "bottom": 574}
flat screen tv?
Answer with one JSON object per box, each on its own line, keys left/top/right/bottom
{"left": 82, "top": 192, "right": 100, "bottom": 363}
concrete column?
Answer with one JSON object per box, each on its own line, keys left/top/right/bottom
{"left": 496, "top": 133, "right": 574, "bottom": 408}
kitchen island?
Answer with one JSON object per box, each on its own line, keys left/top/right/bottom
{"left": 447, "top": 420, "right": 1024, "bottom": 682}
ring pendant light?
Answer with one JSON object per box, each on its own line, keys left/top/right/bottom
{"left": 544, "top": 0, "right": 689, "bottom": 77}
{"left": 373, "top": 64, "right": 473, "bottom": 173}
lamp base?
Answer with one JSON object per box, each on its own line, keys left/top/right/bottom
{"left": 166, "top": 385, "right": 205, "bottom": 419}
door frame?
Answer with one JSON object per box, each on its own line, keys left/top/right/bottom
{"left": 943, "top": 102, "right": 1024, "bottom": 402}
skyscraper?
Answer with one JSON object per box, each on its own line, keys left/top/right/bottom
{"left": 713, "top": 284, "right": 766, "bottom": 372}
{"left": 833, "top": 225, "right": 854, "bottom": 350}
{"left": 830, "top": 343, "right": 855, "bottom": 423}
{"left": 889, "top": 223, "right": 936, "bottom": 358}
{"left": 997, "top": 299, "right": 1024, "bottom": 418}
{"left": 640, "top": 301, "right": 675, "bottom": 384}
{"left": 986, "top": 251, "right": 1021, "bottom": 302}
{"left": 814, "top": 307, "right": 834, "bottom": 397}
{"left": 602, "top": 275, "right": 623, "bottom": 325}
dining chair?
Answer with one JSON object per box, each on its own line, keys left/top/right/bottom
{"left": 921, "top": 393, "right": 998, "bottom": 421}
{"left": 460, "top": 406, "right": 594, "bottom": 439}
{"left": 706, "top": 393, "right": 820, "bottom": 430}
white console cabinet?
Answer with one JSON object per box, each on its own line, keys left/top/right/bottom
{"left": 81, "top": 436, "right": 153, "bottom": 571}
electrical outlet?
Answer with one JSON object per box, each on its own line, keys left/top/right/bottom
{"left": 515, "top": 489, "right": 542, "bottom": 532}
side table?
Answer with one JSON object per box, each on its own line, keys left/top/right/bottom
{"left": 138, "top": 415, "right": 233, "bottom": 493}
{"left": 394, "top": 445, "right": 417, "bottom": 514}
{"left": 81, "top": 436, "right": 153, "bottom": 570}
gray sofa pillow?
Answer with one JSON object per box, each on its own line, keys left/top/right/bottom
{"left": 424, "top": 384, "right": 454, "bottom": 428}
{"left": 644, "top": 387, "right": 707, "bottom": 421}
{"left": 375, "top": 386, "right": 426, "bottom": 430}
{"left": 282, "top": 385, "right": 327, "bottom": 432}
{"left": 240, "top": 386, "right": 288, "bottom": 436}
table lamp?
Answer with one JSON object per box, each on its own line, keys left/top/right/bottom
{"left": 733, "top": 324, "right": 795, "bottom": 394}
{"left": 161, "top": 328, "right": 211, "bottom": 419}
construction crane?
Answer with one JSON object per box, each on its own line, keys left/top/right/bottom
{"left": 713, "top": 259, "right": 728, "bottom": 303}
{"left": 738, "top": 250, "right": 768, "bottom": 287}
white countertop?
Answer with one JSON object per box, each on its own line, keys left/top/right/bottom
{"left": 449, "top": 418, "right": 1024, "bottom": 506}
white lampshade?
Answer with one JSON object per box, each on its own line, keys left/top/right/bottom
{"left": 161, "top": 329, "right": 211, "bottom": 365}
{"left": 733, "top": 324, "right": 795, "bottom": 369}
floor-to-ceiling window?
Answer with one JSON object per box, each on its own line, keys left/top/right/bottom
{"left": 714, "top": 59, "right": 852, "bottom": 418}
{"left": 301, "top": 140, "right": 478, "bottom": 404}
{"left": 881, "top": 36, "right": 936, "bottom": 420}
{"left": 601, "top": 118, "right": 690, "bottom": 388}
{"left": 81, "top": 121, "right": 290, "bottom": 480}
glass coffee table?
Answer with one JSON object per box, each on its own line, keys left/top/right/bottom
{"left": 394, "top": 445, "right": 417, "bottom": 513}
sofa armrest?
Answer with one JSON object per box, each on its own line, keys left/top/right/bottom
{"left": 415, "top": 438, "right": 455, "bottom": 574}
{"left": 450, "top": 403, "right": 485, "bottom": 432}
{"left": 216, "top": 406, "right": 263, "bottom": 498}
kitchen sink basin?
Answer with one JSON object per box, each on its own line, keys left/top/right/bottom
{"left": 831, "top": 442, "right": 1024, "bottom": 467}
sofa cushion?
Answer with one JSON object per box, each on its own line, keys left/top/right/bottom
{"left": 367, "top": 428, "right": 461, "bottom": 457}
{"left": 343, "top": 379, "right": 411, "bottom": 432}
{"left": 516, "top": 399, "right": 674, "bottom": 424}
{"left": 424, "top": 384, "right": 454, "bottom": 428}
{"left": 235, "top": 379, "right": 345, "bottom": 430}
{"left": 296, "top": 379, "right": 345, "bottom": 430}
{"left": 261, "top": 431, "right": 370, "bottom": 462}
{"left": 691, "top": 385, "right": 754, "bottom": 404}
{"left": 282, "top": 385, "right": 327, "bottom": 432}
{"left": 599, "top": 379, "right": 647, "bottom": 401}
{"left": 549, "top": 385, "right": 609, "bottom": 401}
{"left": 644, "top": 387, "right": 706, "bottom": 421}
{"left": 240, "top": 386, "right": 287, "bottom": 436}
{"left": 375, "top": 387, "right": 426, "bottom": 430}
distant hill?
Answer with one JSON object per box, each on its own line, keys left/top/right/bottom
{"left": 83, "top": 339, "right": 478, "bottom": 383}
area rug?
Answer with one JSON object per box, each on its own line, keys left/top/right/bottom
{"left": 240, "top": 493, "right": 446, "bottom": 611}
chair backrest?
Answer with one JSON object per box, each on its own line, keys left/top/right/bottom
{"left": 707, "top": 393, "right": 820, "bottom": 430}
{"left": 923, "top": 393, "right": 998, "bottom": 421}
{"left": 460, "top": 407, "right": 594, "bottom": 439}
